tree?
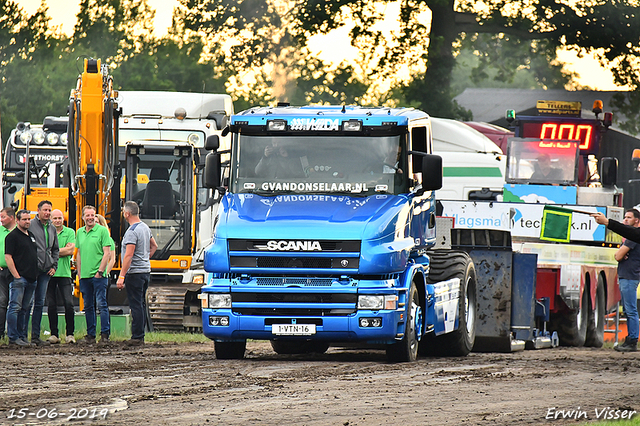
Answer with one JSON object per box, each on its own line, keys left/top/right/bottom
{"left": 450, "top": 34, "right": 578, "bottom": 95}
{"left": 290, "top": 0, "right": 640, "bottom": 119}
{"left": 175, "top": 0, "right": 372, "bottom": 106}
{"left": 72, "top": 0, "right": 156, "bottom": 63}
{"left": 0, "top": 1, "right": 74, "bottom": 143}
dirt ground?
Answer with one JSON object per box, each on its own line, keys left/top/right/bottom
{"left": 0, "top": 341, "right": 638, "bottom": 426}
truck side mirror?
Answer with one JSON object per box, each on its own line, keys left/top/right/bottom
{"left": 207, "top": 111, "right": 229, "bottom": 129}
{"left": 203, "top": 152, "right": 221, "bottom": 189}
{"left": 205, "top": 135, "right": 220, "bottom": 151}
{"left": 600, "top": 157, "right": 617, "bottom": 187}
{"left": 421, "top": 154, "right": 442, "bottom": 191}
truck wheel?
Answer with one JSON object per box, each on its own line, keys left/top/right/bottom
{"left": 270, "top": 340, "right": 330, "bottom": 355}
{"left": 421, "top": 250, "right": 477, "bottom": 357}
{"left": 585, "top": 277, "right": 605, "bottom": 347}
{"left": 551, "top": 289, "right": 588, "bottom": 347}
{"left": 386, "top": 282, "right": 421, "bottom": 362}
{"left": 214, "top": 341, "right": 246, "bottom": 359}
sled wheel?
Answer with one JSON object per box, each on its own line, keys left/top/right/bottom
{"left": 550, "top": 288, "right": 588, "bottom": 347}
{"left": 585, "top": 276, "right": 605, "bottom": 347}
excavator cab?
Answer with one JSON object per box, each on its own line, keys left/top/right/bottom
{"left": 124, "top": 145, "right": 194, "bottom": 261}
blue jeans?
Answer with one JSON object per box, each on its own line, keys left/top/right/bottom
{"left": 0, "top": 268, "right": 11, "bottom": 337}
{"left": 26, "top": 272, "right": 51, "bottom": 341}
{"left": 125, "top": 273, "right": 150, "bottom": 340}
{"left": 7, "top": 277, "right": 36, "bottom": 342}
{"left": 79, "top": 277, "right": 110, "bottom": 337}
{"left": 619, "top": 278, "right": 639, "bottom": 340}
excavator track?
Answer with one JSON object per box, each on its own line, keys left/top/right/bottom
{"left": 147, "top": 283, "right": 202, "bottom": 332}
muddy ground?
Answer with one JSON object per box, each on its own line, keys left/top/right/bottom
{"left": 0, "top": 341, "right": 638, "bottom": 425}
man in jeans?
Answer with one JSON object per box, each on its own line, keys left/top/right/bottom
{"left": 0, "top": 207, "right": 16, "bottom": 339}
{"left": 46, "top": 209, "right": 76, "bottom": 344}
{"left": 4, "top": 210, "right": 39, "bottom": 347}
{"left": 76, "top": 206, "right": 111, "bottom": 345}
{"left": 613, "top": 209, "right": 640, "bottom": 352}
{"left": 116, "top": 201, "right": 157, "bottom": 345}
{"left": 29, "top": 200, "right": 59, "bottom": 346}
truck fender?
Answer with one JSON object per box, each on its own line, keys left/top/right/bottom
{"left": 399, "top": 263, "right": 428, "bottom": 338}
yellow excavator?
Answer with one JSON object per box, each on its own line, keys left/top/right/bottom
{"left": 66, "top": 58, "right": 120, "bottom": 235}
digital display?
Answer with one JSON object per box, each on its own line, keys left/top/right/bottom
{"left": 521, "top": 121, "right": 596, "bottom": 151}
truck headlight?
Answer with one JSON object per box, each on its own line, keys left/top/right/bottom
{"left": 358, "top": 295, "right": 397, "bottom": 310}
{"left": 208, "top": 293, "right": 231, "bottom": 309}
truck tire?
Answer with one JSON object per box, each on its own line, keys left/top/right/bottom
{"left": 270, "top": 340, "right": 330, "bottom": 355}
{"left": 420, "top": 250, "right": 477, "bottom": 357}
{"left": 585, "top": 277, "right": 605, "bottom": 347}
{"left": 386, "top": 282, "right": 421, "bottom": 362}
{"left": 550, "top": 289, "right": 588, "bottom": 347}
{"left": 214, "top": 341, "right": 246, "bottom": 359}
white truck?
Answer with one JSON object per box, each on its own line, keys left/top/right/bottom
{"left": 432, "top": 104, "right": 622, "bottom": 350}
{"left": 116, "top": 91, "right": 233, "bottom": 330}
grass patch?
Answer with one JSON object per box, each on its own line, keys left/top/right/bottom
{"left": 142, "top": 331, "right": 209, "bottom": 343}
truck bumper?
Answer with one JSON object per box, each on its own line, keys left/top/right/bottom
{"left": 202, "top": 309, "right": 405, "bottom": 344}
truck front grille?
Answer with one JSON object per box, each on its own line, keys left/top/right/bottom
{"left": 230, "top": 256, "right": 359, "bottom": 269}
{"left": 231, "top": 291, "right": 357, "bottom": 316}
{"left": 233, "top": 308, "right": 355, "bottom": 316}
{"left": 256, "top": 277, "right": 335, "bottom": 286}
{"left": 233, "top": 293, "right": 356, "bottom": 303}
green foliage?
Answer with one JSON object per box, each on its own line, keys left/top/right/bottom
{"left": 0, "top": 2, "right": 76, "bottom": 142}
{"left": 450, "top": 34, "right": 577, "bottom": 96}
{"left": 610, "top": 91, "right": 640, "bottom": 135}
{"left": 112, "top": 38, "right": 228, "bottom": 93}
{"left": 2, "top": 0, "right": 639, "bottom": 143}
{"left": 131, "top": 331, "right": 209, "bottom": 343}
{"left": 290, "top": 0, "right": 640, "bottom": 119}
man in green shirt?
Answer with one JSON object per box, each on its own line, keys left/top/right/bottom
{"left": 46, "top": 209, "right": 76, "bottom": 344}
{"left": 0, "top": 207, "right": 16, "bottom": 339}
{"left": 76, "top": 205, "right": 111, "bottom": 345}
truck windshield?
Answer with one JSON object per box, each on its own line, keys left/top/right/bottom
{"left": 506, "top": 138, "right": 579, "bottom": 185}
{"left": 230, "top": 134, "right": 407, "bottom": 195}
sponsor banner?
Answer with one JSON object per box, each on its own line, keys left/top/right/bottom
{"left": 508, "top": 203, "right": 605, "bottom": 242}
{"left": 439, "top": 200, "right": 511, "bottom": 231}
{"left": 440, "top": 200, "right": 607, "bottom": 242}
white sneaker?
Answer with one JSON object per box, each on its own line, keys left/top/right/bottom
{"left": 65, "top": 335, "right": 76, "bottom": 344}
{"left": 48, "top": 335, "right": 60, "bottom": 344}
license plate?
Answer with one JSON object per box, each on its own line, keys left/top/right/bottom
{"left": 272, "top": 324, "right": 316, "bottom": 335}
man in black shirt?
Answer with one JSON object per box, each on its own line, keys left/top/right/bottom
{"left": 4, "top": 209, "right": 38, "bottom": 347}
{"left": 593, "top": 211, "right": 640, "bottom": 352}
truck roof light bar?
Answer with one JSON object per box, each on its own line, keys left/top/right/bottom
{"left": 267, "top": 119, "right": 287, "bottom": 131}
{"left": 342, "top": 119, "right": 362, "bottom": 131}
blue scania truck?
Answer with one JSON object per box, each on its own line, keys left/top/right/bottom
{"left": 199, "top": 105, "right": 478, "bottom": 362}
